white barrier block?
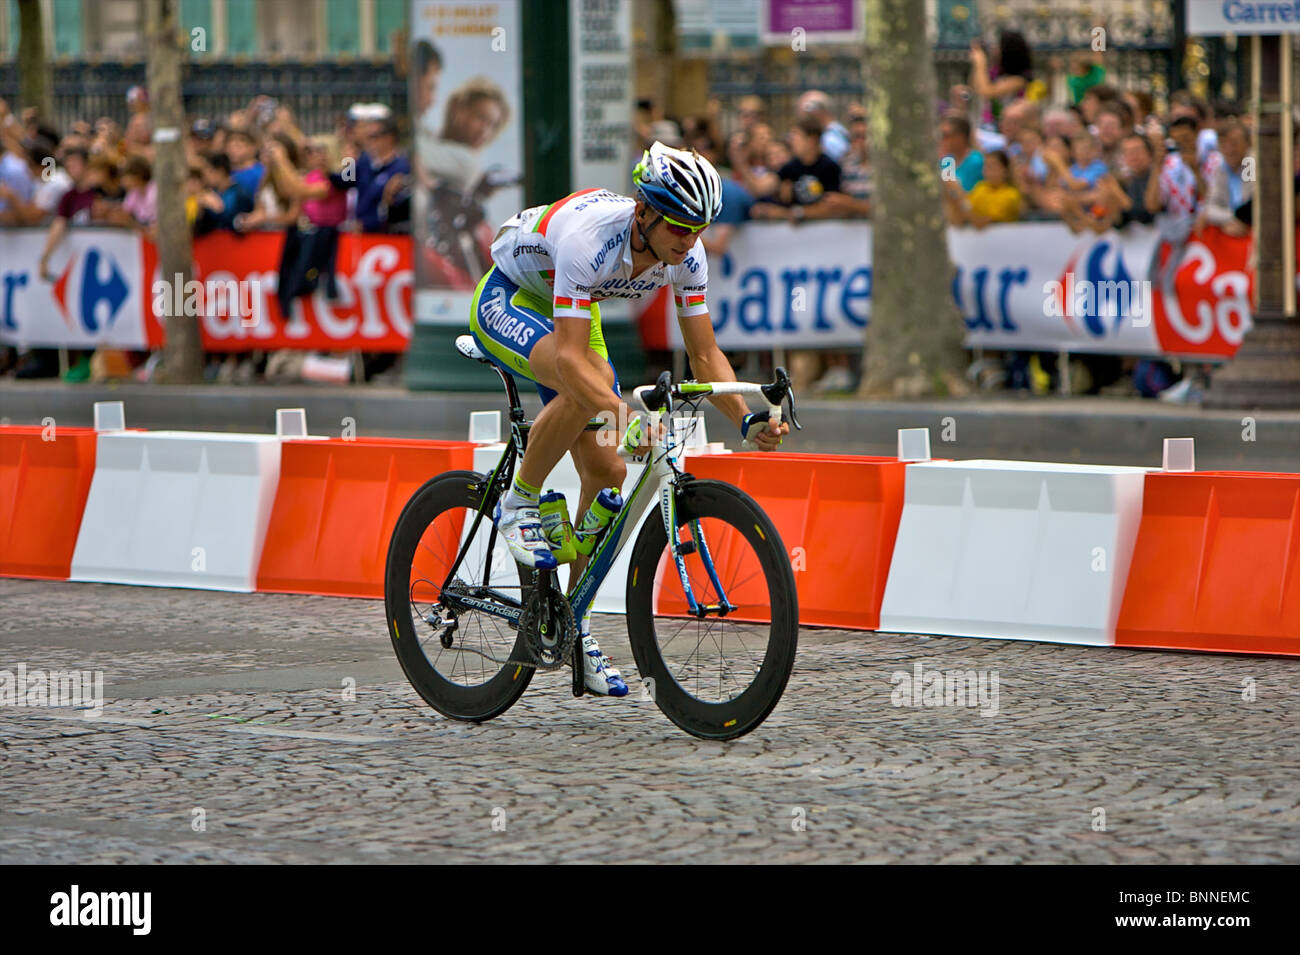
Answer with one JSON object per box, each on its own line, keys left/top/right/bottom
{"left": 71, "top": 431, "right": 282, "bottom": 592}
{"left": 879, "top": 460, "right": 1151, "bottom": 646}
{"left": 94, "top": 401, "right": 126, "bottom": 432}
{"left": 276, "top": 408, "right": 308, "bottom": 438}
{"left": 469, "top": 411, "right": 501, "bottom": 444}
{"left": 1162, "top": 437, "right": 1195, "bottom": 472}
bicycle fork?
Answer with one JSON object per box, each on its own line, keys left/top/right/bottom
{"left": 660, "top": 481, "right": 737, "bottom": 620}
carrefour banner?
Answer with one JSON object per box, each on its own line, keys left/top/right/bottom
{"left": 0, "top": 229, "right": 154, "bottom": 351}
{"left": 0, "top": 228, "right": 413, "bottom": 351}
{"left": 648, "top": 220, "right": 1252, "bottom": 359}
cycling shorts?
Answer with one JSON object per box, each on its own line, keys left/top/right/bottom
{"left": 468, "top": 264, "right": 621, "bottom": 405}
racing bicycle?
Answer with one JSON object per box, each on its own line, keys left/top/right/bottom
{"left": 383, "top": 335, "right": 802, "bottom": 740}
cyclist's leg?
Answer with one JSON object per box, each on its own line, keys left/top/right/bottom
{"left": 565, "top": 362, "right": 627, "bottom": 590}
{"left": 469, "top": 266, "right": 591, "bottom": 490}
{"left": 513, "top": 303, "right": 620, "bottom": 493}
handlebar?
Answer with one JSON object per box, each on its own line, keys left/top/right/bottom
{"left": 631, "top": 367, "right": 803, "bottom": 442}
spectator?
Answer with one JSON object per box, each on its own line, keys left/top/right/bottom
{"left": 726, "top": 128, "right": 779, "bottom": 203}
{"left": 193, "top": 150, "right": 254, "bottom": 236}
{"left": 1050, "top": 132, "right": 1111, "bottom": 232}
{"left": 1066, "top": 50, "right": 1106, "bottom": 105}
{"left": 184, "top": 165, "right": 205, "bottom": 228}
{"left": 0, "top": 136, "right": 66, "bottom": 226}
{"left": 983, "top": 99, "right": 1039, "bottom": 155}
{"left": 968, "top": 29, "right": 1033, "bottom": 124}
{"left": 261, "top": 135, "right": 347, "bottom": 316}
{"left": 1170, "top": 91, "right": 1219, "bottom": 162}
{"left": 118, "top": 155, "right": 157, "bottom": 229}
{"left": 239, "top": 131, "right": 302, "bottom": 231}
{"left": 1095, "top": 104, "right": 1127, "bottom": 174}
{"left": 1043, "top": 106, "right": 1083, "bottom": 141}
{"left": 1122, "top": 90, "right": 1156, "bottom": 130}
{"left": 839, "top": 111, "right": 872, "bottom": 211}
{"left": 751, "top": 117, "right": 843, "bottom": 222}
{"left": 37, "top": 146, "right": 95, "bottom": 278}
{"left": 797, "top": 90, "right": 851, "bottom": 164}
{"left": 123, "top": 111, "right": 153, "bottom": 164}
{"left": 1079, "top": 83, "right": 1121, "bottom": 128}
{"left": 700, "top": 170, "right": 755, "bottom": 259}
{"left": 1201, "top": 119, "right": 1251, "bottom": 236}
{"left": 735, "top": 95, "right": 765, "bottom": 137}
{"left": 1146, "top": 116, "right": 1201, "bottom": 258}
{"left": 1012, "top": 125, "right": 1051, "bottom": 210}
{"left": 1108, "top": 133, "right": 1157, "bottom": 229}
{"left": 349, "top": 115, "right": 412, "bottom": 233}
{"left": 226, "top": 127, "right": 265, "bottom": 198}
{"left": 945, "top": 149, "right": 1022, "bottom": 227}
{"left": 0, "top": 105, "right": 36, "bottom": 225}
{"left": 938, "top": 113, "right": 983, "bottom": 191}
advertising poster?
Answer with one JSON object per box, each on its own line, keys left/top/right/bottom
{"left": 410, "top": 0, "right": 524, "bottom": 325}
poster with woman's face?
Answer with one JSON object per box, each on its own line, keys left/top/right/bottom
{"left": 411, "top": 0, "right": 523, "bottom": 308}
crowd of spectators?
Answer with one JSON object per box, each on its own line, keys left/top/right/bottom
{"left": 0, "top": 88, "right": 411, "bottom": 383}
{"left": 938, "top": 38, "right": 1255, "bottom": 248}
{"left": 630, "top": 28, "right": 1261, "bottom": 396}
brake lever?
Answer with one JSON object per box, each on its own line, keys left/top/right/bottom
{"left": 786, "top": 386, "right": 802, "bottom": 431}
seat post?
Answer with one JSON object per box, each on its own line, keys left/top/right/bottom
{"left": 493, "top": 364, "right": 527, "bottom": 424}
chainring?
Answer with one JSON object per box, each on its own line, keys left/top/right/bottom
{"left": 517, "top": 582, "right": 577, "bottom": 671}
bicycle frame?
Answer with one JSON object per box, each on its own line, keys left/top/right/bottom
{"left": 433, "top": 363, "right": 792, "bottom": 636}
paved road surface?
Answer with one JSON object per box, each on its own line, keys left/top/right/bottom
{"left": 2, "top": 579, "right": 1296, "bottom": 863}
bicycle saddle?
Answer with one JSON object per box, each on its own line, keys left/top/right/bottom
{"left": 455, "top": 334, "right": 492, "bottom": 364}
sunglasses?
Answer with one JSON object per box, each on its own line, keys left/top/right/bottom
{"left": 661, "top": 215, "right": 707, "bottom": 236}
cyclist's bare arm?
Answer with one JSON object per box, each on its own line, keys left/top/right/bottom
{"left": 678, "top": 311, "right": 790, "bottom": 449}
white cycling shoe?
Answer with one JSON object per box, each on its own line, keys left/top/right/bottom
{"left": 580, "top": 613, "right": 628, "bottom": 697}
{"left": 493, "top": 500, "right": 558, "bottom": 570}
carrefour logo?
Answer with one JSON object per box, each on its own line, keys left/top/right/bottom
{"left": 1044, "top": 239, "right": 1150, "bottom": 337}
{"left": 53, "top": 249, "right": 129, "bottom": 333}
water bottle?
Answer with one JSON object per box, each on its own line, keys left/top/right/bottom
{"left": 538, "top": 491, "right": 578, "bottom": 564}
{"left": 574, "top": 487, "right": 624, "bottom": 556}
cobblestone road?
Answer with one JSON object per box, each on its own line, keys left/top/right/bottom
{"left": 2, "top": 578, "right": 1297, "bottom": 863}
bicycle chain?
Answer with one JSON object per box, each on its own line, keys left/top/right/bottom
{"left": 428, "top": 582, "right": 576, "bottom": 672}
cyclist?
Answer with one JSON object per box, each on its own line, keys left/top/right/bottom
{"left": 468, "top": 141, "right": 790, "bottom": 696}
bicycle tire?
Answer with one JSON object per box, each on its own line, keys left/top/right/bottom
{"left": 384, "top": 469, "right": 535, "bottom": 722}
{"left": 625, "top": 478, "right": 798, "bottom": 740}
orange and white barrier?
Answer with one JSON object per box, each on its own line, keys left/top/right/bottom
{"left": 879, "top": 459, "right": 1151, "bottom": 646}
{"left": 674, "top": 452, "right": 909, "bottom": 630}
{"left": 1116, "top": 470, "right": 1300, "bottom": 656}
{"left": 256, "top": 437, "right": 476, "bottom": 598}
{"left": 5, "top": 405, "right": 1299, "bottom": 661}
{"left": 0, "top": 424, "right": 99, "bottom": 580}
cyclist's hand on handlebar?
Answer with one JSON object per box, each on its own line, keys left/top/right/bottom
{"left": 741, "top": 412, "right": 790, "bottom": 451}
{"left": 622, "top": 412, "right": 666, "bottom": 456}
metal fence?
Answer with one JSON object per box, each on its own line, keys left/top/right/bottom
{"left": 0, "top": 59, "right": 406, "bottom": 136}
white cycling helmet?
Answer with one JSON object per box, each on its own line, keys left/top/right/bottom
{"left": 632, "top": 141, "right": 723, "bottom": 227}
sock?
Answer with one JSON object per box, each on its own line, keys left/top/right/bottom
{"left": 503, "top": 474, "right": 541, "bottom": 512}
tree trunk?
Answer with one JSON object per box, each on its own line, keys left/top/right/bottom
{"left": 861, "top": 0, "right": 968, "bottom": 398}
{"left": 16, "top": 0, "right": 53, "bottom": 123}
{"left": 147, "top": 0, "right": 203, "bottom": 384}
